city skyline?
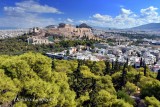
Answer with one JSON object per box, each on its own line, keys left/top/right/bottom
{"left": 0, "top": 0, "right": 160, "bottom": 28}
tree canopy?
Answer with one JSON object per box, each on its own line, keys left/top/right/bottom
{"left": 0, "top": 52, "right": 160, "bottom": 107}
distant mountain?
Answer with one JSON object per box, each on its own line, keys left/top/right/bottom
{"left": 131, "top": 23, "right": 160, "bottom": 31}
{"left": 91, "top": 26, "right": 119, "bottom": 30}
{"left": 0, "top": 27, "right": 18, "bottom": 30}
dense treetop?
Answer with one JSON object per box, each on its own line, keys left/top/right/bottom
{"left": 0, "top": 52, "right": 160, "bottom": 107}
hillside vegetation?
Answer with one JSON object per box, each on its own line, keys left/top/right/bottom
{"left": 0, "top": 35, "right": 98, "bottom": 55}
{"left": 0, "top": 52, "right": 160, "bottom": 107}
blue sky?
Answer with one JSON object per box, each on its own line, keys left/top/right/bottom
{"left": 0, "top": 0, "right": 160, "bottom": 28}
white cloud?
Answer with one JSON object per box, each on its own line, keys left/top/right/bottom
{"left": 1, "top": 2, "right": 160, "bottom": 29}
{"left": 4, "top": 0, "right": 62, "bottom": 14}
{"left": 0, "top": 0, "right": 62, "bottom": 28}
{"left": 141, "top": 6, "right": 158, "bottom": 16}
{"left": 79, "top": 6, "right": 160, "bottom": 28}
{"left": 0, "top": 15, "right": 57, "bottom": 28}
{"left": 66, "top": 18, "right": 74, "bottom": 23}
{"left": 121, "top": 8, "right": 132, "bottom": 15}
{"left": 93, "top": 14, "right": 113, "bottom": 22}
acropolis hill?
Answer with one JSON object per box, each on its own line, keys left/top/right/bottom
{"left": 46, "top": 23, "right": 94, "bottom": 38}
{"left": 28, "top": 23, "right": 98, "bottom": 45}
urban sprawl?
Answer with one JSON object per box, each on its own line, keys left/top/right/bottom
{"left": 1, "top": 23, "right": 160, "bottom": 72}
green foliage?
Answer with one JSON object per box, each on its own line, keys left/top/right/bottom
{"left": 96, "top": 75, "right": 116, "bottom": 95}
{"left": 0, "top": 69, "right": 19, "bottom": 104}
{"left": 117, "top": 90, "right": 135, "bottom": 105}
{"left": 112, "top": 71, "right": 122, "bottom": 90}
{"left": 76, "top": 92, "right": 90, "bottom": 106}
{"left": 104, "top": 61, "right": 111, "bottom": 75}
{"left": 20, "top": 52, "right": 52, "bottom": 81}
{"left": 1, "top": 57, "right": 34, "bottom": 81}
{"left": 80, "top": 65, "right": 97, "bottom": 78}
{"left": 69, "top": 60, "right": 91, "bottom": 99}
{"left": 123, "top": 82, "right": 137, "bottom": 95}
{"left": 0, "top": 35, "right": 99, "bottom": 55}
{"left": 140, "top": 76, "right": 160, "bottom": 100}
{"left": 90, "top": 61, "right": 105, "bottom": 76}
{"left": 94, "top": 89, "right": 116, "bottom": 107}
{"left": 112, "top": 99, "right": 133, "bottom": 107}
{"left": 52, "top": 72, "right": 76, "bottom": 107}
{"left": 59, "top": 39, "right": 98, "bottom": 48}
{"left": 0, "top": 52, "right": 160, "bottom": 107}
{"left": 0, "top": 52, "right": 76, "bottom": 107}
{"left": 54, "top": 60, "right": 78, "bottom": 73}
{"left": 13, "top": 101, "right": 27, "bottom": 107}
{"left": 126, "top": 67, "right": 140, "bottom": 83}
{"left": 0, "top": 36, "right": 56, "bottom": 55}
{"left": 145, "top": 96, "right": 160, "bottom": 107}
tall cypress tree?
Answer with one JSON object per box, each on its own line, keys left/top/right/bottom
{"left": 71, "top": 60, "right": 83, "bottom": 99}
{"left": 112, "top": 59, "right": 114, "bottom": 74}
{"left": 89, "top": 78, "right": 97, "bottom": 107}
{"left": 51, "top": 59, "right": 55, "bottom": 69}
{"left": 123, "top": 58, "right": 128, "bottom": 71}
{"left": 126, "top": 58, "right": 129, "bottom": 70}
{"left": 126, "top": 58, "right": 129, "bottom": 66}
{"left": 121, "top": 59, "right": 128, "bottom": 89}
{"left": 122, "top": 66, "right": 127, "bottom": 88}
{"left": 156, "top": 69, "right": 160, "bottom": 81}
{"left": 114, "top": 58, "right": 119, "bottom": 71}
{"left": 123, "top": 62, "right": 126, "bottom": 72}
{"left": 104, "top": 60, "right": 110, "bottom": 75}
{"left": 71, "top": 60, "right": 93, "bottom": 99}
{"left": 140, "top": 57, "right": 143, "bottom": 67}
{"left": 144, "top": 62, "right": 147, "bottom": 76}
{"left": 82, "top": 78, "right": 98, "bottom": 106}
{"left": 135, "top": 71, "right": 141, "bottom": 83}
